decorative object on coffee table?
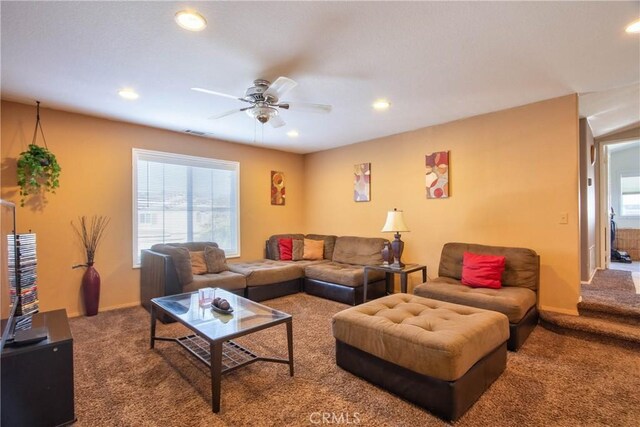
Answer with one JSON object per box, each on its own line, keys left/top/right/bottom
{"left": 16, "top": 101, "right": 61, "bottom": 207}
{"left": 271, "top": 171, "right": 285, "bottom": 205}
{"left": 353, "top": 162, "right": 371, "bottom": 202}
{"left": 71, "top": 215, "right": 110, "bottom": 316}
{"left": 425, "top": 151, "right": 449, "bottom": 199}
{"left": 381, "top": 208, "right": 410, "bottom": 268}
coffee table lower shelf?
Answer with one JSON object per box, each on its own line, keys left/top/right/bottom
{"left": 177, "top": 335, "right": 261, "bottom": 373}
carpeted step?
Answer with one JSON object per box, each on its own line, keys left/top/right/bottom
{"left": 578, "top": 300, "right": 640, "bottom": 326}
{"left": 540, "top": 310, "right": 640, "bottom": 344}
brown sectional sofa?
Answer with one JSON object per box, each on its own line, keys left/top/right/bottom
{"left": 139, "top": 235, "right": 391, "bottom": 317}
{"left": 413, "top": 242, "right": 540, "bottom": 351}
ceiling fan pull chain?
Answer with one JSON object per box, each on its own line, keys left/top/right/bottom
{"left": 31, "top": 100, "right": 49, "bottom": 149}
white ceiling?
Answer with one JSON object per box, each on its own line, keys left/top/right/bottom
{"left": 1, "top": 1, "right": 639, "bottom": 154}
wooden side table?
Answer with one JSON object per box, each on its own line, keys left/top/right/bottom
{"left": 363, "top": 263, "right": 427, "bottom": 303}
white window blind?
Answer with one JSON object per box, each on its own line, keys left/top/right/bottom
{"left": 132, "top": 149, "right": 240, "bottom": 266}
{"left": 620, "top": 175, "right": 640, "bottom": 216}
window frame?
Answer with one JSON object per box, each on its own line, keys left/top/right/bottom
{"left": 131, "top": 148, "right": 241, "bottom": 268}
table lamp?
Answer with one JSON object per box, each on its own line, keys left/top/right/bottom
{"left": 381, "top": 208, "right": 410, "bottom": 269}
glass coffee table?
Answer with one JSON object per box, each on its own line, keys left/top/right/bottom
{"left": 150, "top": 288, "right": 293, "bottom": 413}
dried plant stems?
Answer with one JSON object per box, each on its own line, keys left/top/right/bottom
{"left": 72, "top": 215, "right": 110, "bottom": 266}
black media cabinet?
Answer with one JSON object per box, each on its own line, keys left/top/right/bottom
{"left": 1, "top": 309, "right": 75, "bottom": 426}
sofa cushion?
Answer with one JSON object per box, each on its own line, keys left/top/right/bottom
{"left": 461, "top": 252, "right": 505, "bottom": 289}
{"left": 292, "top": 239, "right": 304, "bottom": 261}
{"left": 189, "top": 251, "right": 207, "bottom": 275}
{"left": 183, "top": 271, "right": 247, "bottom": 293}
{"left": 413, "top": 278, "right": 537, "bottom": 323}
{"left": 439, "top": 243, "right": 539, "bottom": 291}
{"left": 267, "top": 234, "right": 305, "bottom": 260}
{"left": 204, "top": 246, "right": 230, "bottom": 273}
{"left": 332, "top": 294, "right": 509, "bottom": 381}
{"left": 279, "top": 238, "right": 293, "bottom": 261}
{"left": 303, "top": 238, "right": 324, "bottom": 260}
{"left": 162, "top": 242, "right": 219, "bottom": 252}
{"left": 150, "top": 244, "right": 193, "bottom": 286}
{"left": 228, "top": 260, "right": 304, "bottom": 286}
{"left": 305, "top": 234, "right": 338, "bottom": 260}
{"left": 305, "top": 262, "right": 385, "bottom": 287}
{"left": 332, "top": 236, "right": 386, "bottom": 266}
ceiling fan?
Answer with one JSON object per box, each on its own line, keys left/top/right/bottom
{"left": 191, "top": 77, "right": 332, "bottom": 128}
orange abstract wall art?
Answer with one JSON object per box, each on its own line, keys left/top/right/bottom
{"left": 271, "top": 171, "right": 285, "bottom": 205}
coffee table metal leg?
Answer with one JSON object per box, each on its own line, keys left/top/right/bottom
{"left": 422, "top": 267, "right": 427, "bottom": 283}
{"left": 150, "top": 304, "right": 157, "bottom": 349}
{"left": 286, "top": 320, "right": 294, "bottom": 376}
{"left": 210, "top": 341, "right": 223, "bottom": 413}
{"left": 401, "top": 273, "right": 408, "bottom": 294}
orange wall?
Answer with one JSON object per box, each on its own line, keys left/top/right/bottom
{"left": 303, "top": 95, "right": 580, "bottom": 315}
{"left": 1, "top": 101, "right": 305, "bottom": 316}
{"left": 2, "top": 95, "right": 581, "bottom": 316}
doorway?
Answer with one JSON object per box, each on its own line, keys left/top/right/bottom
{"left": 594, "top": 139, "right": 640, "bottom": 301}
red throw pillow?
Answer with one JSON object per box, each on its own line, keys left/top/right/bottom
{"left": 461, "top": 252, "right": 506, "bottom": 289}
{"left": 278, "top": 238, "right": 293, "bottom": 261}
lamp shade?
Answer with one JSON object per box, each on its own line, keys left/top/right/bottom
{"left": 381, "top": 208, "right": 410, "bottom": 233}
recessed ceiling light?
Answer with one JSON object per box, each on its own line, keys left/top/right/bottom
{"left": 626, "top": 19, "right": 640, "bottom": 34}
{"left": 287, "top": 130, "right": 299, "bottom": 138}
{"left": 118, "top": 89, "right": 139, "bottom": 100}
{"left": 372, "top": 99, "right": 390, "bottom": 111}
{"left": 175, "top": 10, "right": 207, "bottom": 31}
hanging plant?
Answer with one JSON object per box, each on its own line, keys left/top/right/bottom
{"left": 17, "top": 101, "right": 61, "bottom": 206}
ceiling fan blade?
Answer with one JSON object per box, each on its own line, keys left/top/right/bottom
{"left": 192, "top": 87, "right": 250, "bottom": 103}
{"left": 280, "top": 102, "right": 332, "bottom": 114}
{"left": 269, "top": 115, "right": 286, "bottom": 128}
{"left": 208, "top": 106, "right": 251, "bottom": 120}
{"left": 264, "top": 77, "right": 298, "bottom": 99}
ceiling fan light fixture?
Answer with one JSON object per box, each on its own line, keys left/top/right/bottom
{"left": 287, "top": 130, "right": 299, "bottom": 138}
{"left": 175, "top": 10, "right": 207, "bottom": 31}
{"left": 625, "top": 19, "right": 640, "bottom": 33}
{"left": 372, "top": 99, "right": 391, "bottom": 111}
{"left": 118, "top": 88, "right": 139, "bottom": 100}
{"left": 247, "top": 106, "right": 277, "bottom": 123}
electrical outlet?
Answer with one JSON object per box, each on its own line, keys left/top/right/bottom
{"left": 559, "top": 212, "right": 568, "bottom": 224}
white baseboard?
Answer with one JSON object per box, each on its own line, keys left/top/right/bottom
{"left": 580, "top": 267, "right": 601, "bottom": 285}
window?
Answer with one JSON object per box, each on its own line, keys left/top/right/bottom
{"left": 132, "top": 149, "right": 240, "bottom": 266}
{"left": 620, "top": 174, "right": 640, "bottom": 216}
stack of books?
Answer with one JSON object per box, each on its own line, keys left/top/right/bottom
{"left": 7, "top": 233, "right": 39, "bottom": 316}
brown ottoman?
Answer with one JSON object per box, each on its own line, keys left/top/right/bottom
{"left": 332, "top": 294, "right": 509, "bottom": 421}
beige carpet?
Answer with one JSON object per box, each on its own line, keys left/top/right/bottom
{"left": 70, "top": 294, "right": 640, "bottom": 426}
{"left": 581, "top": 269, "right": 640, "bottom": 312}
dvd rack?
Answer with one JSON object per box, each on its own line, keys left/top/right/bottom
{"left": 7, "top": 233, "right": 39, "bottom": 316}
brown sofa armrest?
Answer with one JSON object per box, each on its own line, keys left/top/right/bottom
{"left": 140, "top": 249, "right": 182, "bottom": 312}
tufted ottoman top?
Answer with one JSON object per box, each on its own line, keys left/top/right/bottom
{"left": 228, "top": 260, "right": 303, "bottom": 286}
{"left": 332, "top": 294, "right": 509, "bottom": 381}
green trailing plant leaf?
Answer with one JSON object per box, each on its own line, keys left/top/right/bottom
{"left": 17, "top": 143, "right": 61, "bottom": 206}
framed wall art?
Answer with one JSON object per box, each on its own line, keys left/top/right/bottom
{"left": 425, "top": 151, "right": 449, "bottom": 199}
{"left": 354, "top": 163, "right": 371, "bottom": 202}
{"left": 271, "top": 171, "right": 285, "bottom": 205}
